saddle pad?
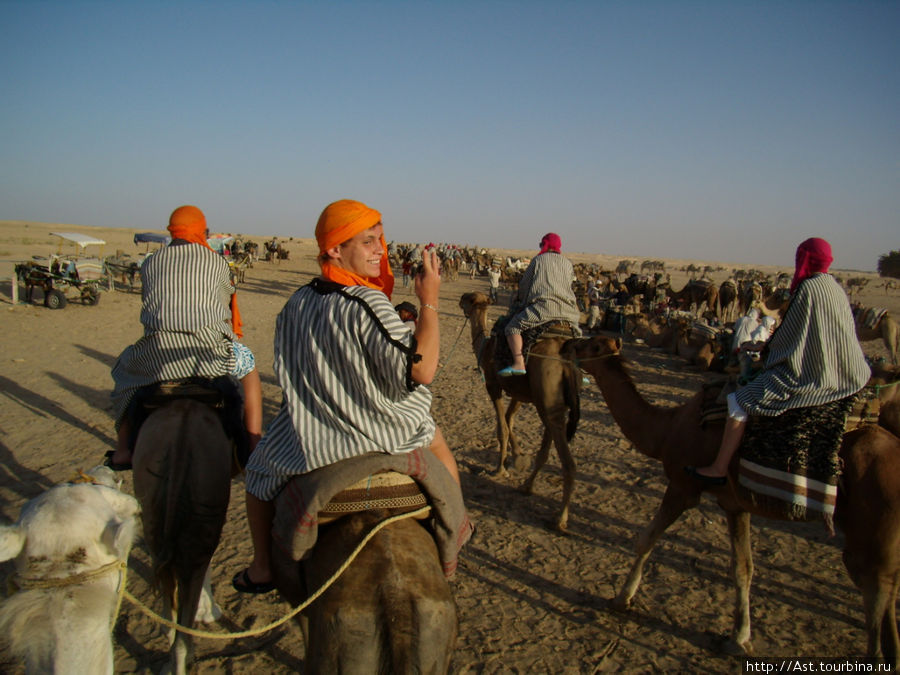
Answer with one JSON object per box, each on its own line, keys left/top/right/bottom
{"left": 737, "top": 395, "right": 855, "bottom": 532}
{"left": 862, "top": 307, "right": 887, "bottom": 330}
{"left": 845, "top": 387, "right": 880, "bottom": 430}
{"left": 318, "top": 472, "right": 429, "bottom": 523}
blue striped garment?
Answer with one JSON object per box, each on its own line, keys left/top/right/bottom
{"left": 110, "top": 243, "right": 238, "bottom": 424}
{"left": 735, "top": 273, "right": 870, "bottom": 416}
{"left": 245, "top": 279, "right": 436, "bottom": 501}
{"left": 505, "top": 251, "right": 582, "bottom": 335}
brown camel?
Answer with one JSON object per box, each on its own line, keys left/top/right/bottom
{"left": 853, "top": 306, "right": 899, "bottom": 365}
{"left": 271, "top": 506, "right": 457, "bottom": 672}
{"left": 132, "top": 396, "right": 233, "bottom": 675}
{"left": 662, "top": 279, "right": 718, "bottom": 317}
{"left": 459, "top": 291, "right": 582, "bottom": 531}
{"left": 717, "top": 279, "right": 738, "bottom": 322}
{"left": 564, "top": 336, "right": 900, "bottom": 664}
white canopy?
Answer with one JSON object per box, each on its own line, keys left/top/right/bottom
{"left": 51, "top": 232, "right": 107, "bottom": 249}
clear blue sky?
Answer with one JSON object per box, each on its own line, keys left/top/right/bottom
{"left": 2, "top": 1, "right": 897, "bottom": 271}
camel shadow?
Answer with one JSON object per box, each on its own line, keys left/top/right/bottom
{"left": 0, "top": 439, "right": 54, "bottom": 519}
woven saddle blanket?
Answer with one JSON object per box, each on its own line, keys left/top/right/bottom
{"left": 491, "top": 317, "right": 579, "bottom": 371}
{"left": 861, "top": 307, "right": 887, "bottom": 330}
{"left": 272, "top": 448, "right": 474, "bottom": 579}
{"left": 736, "top": 395, "right": 856, "bottom": 531}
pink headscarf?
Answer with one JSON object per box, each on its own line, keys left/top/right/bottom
{"left": 539, "top": 233, "right": 562, "bottom": 254}
{"left": 790, "top": 237, "right": 833, "bottom": 293}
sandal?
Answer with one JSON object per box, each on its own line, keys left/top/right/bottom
{"left": 683, "top": 465, "right": 726, "bottom": 487}
{"left": 103, "top": 450, "right": 132, "bottom": 472}
{"left": 232, "top": 568, "right": 276, "bottom": 594}
{"left": 498, "top": 366, "right": 527, "bottom": 377}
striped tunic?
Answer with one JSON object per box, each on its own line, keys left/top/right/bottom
{"left": 245, "top": 278, "right": 436, "bottom": 501}
{"left": 505, "top": 251, "right": 582, "bottom": 335}
{"left": 735, "top": 273, "right": 870, "bottom": 416}
{"left": 110, "top": 243, "right": 236, "bottom": 424}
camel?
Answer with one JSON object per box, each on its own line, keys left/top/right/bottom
{"left": 132, "top": 391, "right": 234, "bottom": 675}
{"left": 564, "top": 336, "right": 900, "bottom": 664}
{"left": 853, "top": 306, "right": 899, "bottom": 365}
{"left": 717, "top": 279, "right": 738, "bottom": 323}
{"left": 271, "top": 507, "right": 457, "bottom": 671}
{"left": 662, "top": 279, "right": 718, "bottom": 317}
{"left": 459, "top": 291, "right": 583, "bottom": 531}
{"left": 0, "top": 467, "right": 140, "bottom": 674}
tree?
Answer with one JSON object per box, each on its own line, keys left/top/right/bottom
{"left": 877, "top": 250, "right": 900, "bottom": 279}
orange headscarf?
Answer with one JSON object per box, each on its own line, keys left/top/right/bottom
{"left": 168, "top": 205, "right": 212, "bottom": 250}
{"left": 315, "top": 199, "right": 394, "bottom": 298}
{"left": 167, "top": 205, "right": 243, "bottom": 338}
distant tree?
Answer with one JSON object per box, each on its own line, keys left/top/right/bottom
{"left": 877, "top": 250, "right": 900, "bottom": 279}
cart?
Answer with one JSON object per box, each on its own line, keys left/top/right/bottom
{"left": 14, "top": 232, "right": 111, "bottom": 309}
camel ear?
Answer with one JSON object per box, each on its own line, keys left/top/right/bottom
{"left": 0, "top": 524, "right": 25, "bottom": 562}
{"left": 101, "top": 518, "right": 137, "bottom": 559}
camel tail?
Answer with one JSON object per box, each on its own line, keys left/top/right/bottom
{"left": 155, "top": 408, "right": 194, "bottom": 578}
{"left": 565, "top": 365, "right": 581, "bottom": 442}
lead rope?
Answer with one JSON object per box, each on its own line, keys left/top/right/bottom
{"left": 122, "top": 505, "right": 431, "bottom": 639}
{"left": 432, "top": 319, "right": 469, "bottom": 383}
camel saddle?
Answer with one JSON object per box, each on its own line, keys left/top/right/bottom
{"left": 491, "top": 318, "right": 579, "bottom": 371}
{"left": 273, "top": 448, "right": 474, "bottom": 579}
{"left": 124, "top": 376, "right": 249, "bottom": 468}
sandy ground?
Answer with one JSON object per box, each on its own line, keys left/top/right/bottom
{"left": 0, "top": 220, "right": 897, "bottom": 673}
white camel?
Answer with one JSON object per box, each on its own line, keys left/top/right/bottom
{"left": 0, "top": 466, "right": 140, "bottom": 675}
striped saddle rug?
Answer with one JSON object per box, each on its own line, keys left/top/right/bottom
{"left": 736, "top": 395, "right": 857, "bottom": 533}
{"left": 273, "top": 448, "right": 474, "bottom": 578}
{"left": 491, "top": 317, "right": 579, "bottom": 371}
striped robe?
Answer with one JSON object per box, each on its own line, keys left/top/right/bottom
{"left": 245, "top": 279, "right": 436, "bottom": 501}
{"left": 110, "top": 243, "right": 236, "bottom": 425}
{"left": 735, "top": 273, "right": 870, "bottom": 416}
{"left": 505, "top": 251, "right": 582, "bottom": 335}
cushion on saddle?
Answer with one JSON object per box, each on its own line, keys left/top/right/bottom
{"left": 736, "top": 395, "right": 856, "bottom": 534}
{"left": 491, "top": 317, "right": 579, "bottom": 371}
{"left": 861, "top": 307, "right": 887, "bottom": 330}
{"left": 272, "top": 448, "right": 474, "bottom": 579}
{"left": 317, "top": 472, "right": 430, "bottom": 523}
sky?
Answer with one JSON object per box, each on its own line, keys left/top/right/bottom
{"left": 1, "top": 1, "right": 897, "bottom": 271}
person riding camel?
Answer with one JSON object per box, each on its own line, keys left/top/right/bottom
{"left": 686, "top": 237, "right": 870, "bottom": 485}
{"left": 234, "top": 198, "right": 462, "bottom": 594}
{"left": 498, "top": 233, "right": 582, "bottom": 376}
{"left": 107, "top": 205, "right": 263, "bottom": 471}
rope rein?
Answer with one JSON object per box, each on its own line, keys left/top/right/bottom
{"left": 122, "top": 505, "right": 431, "bottom": 640}
{"left": 6, "top": 506, "right": 430, "bottom": 641}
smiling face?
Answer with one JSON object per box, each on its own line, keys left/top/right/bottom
{"left": 326, "top": 222, "right": 384, "bottom": 277}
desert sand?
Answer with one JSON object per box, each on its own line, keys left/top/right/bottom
{"left": 0, "top": 220, "right": 897, "bottom": 673}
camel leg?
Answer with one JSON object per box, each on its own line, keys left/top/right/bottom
{"left": 881, "top": 578, "right": 899, "bottom": 668}
{"left": 520, "top": 428, "right": 552, "bottom": 497}
{"left": 505, "top": 400, "right": 526, "bottom": 471}
{"left": 492, "top": 397, "right": 511, "bottom": 477}
{"left": 551, "top": 429, "right": 576, "bottom": 533}
{"left": 613, "top": 486, "right": 695, "bottom": 610}
{"left": 725, "top": 510, "right": 754, "bottom": 653}
{"left": 843, "top": 543, "right": 900, "bottom": 666}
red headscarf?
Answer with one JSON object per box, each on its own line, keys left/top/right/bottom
{"left": 167, "top": 205, "right": 243, "bottom": 338}
{"left": 790, "top": 237, "right": 833, "bottom": 293}
{"left": 540, "top": 232, "right": 562, "bottom": 254}
{"left": 315, "top": 199, "right": 394, "bottom": 298}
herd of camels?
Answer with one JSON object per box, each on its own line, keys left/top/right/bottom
{"left": 458, "top": 290, "right": 900, "bottom": 666}
{"left": 1, "top": 279, "right": 898, "bottom": 672}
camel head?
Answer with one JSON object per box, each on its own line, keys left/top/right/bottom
{"left": 563, "top": 335, "right": 622, "bottom": 368}
{"left": 458, "top": 292, "right": 489, "bottom": 320}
